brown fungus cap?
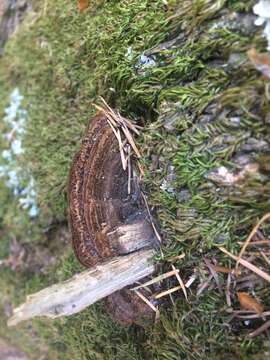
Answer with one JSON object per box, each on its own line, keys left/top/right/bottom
{"left": 68, "top": 112, "right": 158, "bottom": 325}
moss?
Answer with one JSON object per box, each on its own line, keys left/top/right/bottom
{"left": 0, "top": 0, "right": 270, "bottom": 359}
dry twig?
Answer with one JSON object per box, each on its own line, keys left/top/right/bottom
{"left": 132, "top": 269, "right": 179, "bottom": 290}
{"left": 204, "top": 258, "right": 223, "bottom": 295}
{"left": 259, "top": 250, "right": 270, "bottom": 267}
{"left": 248, "top": 320, "right": 270, "bottom": 338}
{"left": 134, "top": 289, "right": 158, "bottom": 313}
{"left": 154, "top": 285, "right": 183, "bottom": 299}
{"left": 219, "top": 247, "right": 270, "bottom": 283}
{"left": 172, "top": 265, "right": 188, "bottom": 301}
{"left": 236, "top": 213, "right": 270, "bottom": 269}
{"left": 141, "top": 192, "right": 162, "bottom": 243}
{"left": 196, "top": 274, "right": 213, "bottom": 296}
{"left": 185, "top": 273, "right": 197, "bottom": 288}
{"left": 225, "top": 273, "right": 232, "bottom": 307}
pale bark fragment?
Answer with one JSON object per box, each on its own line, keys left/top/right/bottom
{"left": 8, "top": 249, "right": 155, "bottom": 327}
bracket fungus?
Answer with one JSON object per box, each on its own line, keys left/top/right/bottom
{"left": 68, "top": 112, "right": 159, "bottom": 324}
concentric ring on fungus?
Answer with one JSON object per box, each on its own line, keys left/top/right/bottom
{"left": 68, "top": 112, "right": 158, "bottom": 325}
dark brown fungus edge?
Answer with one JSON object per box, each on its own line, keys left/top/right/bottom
{"left": 68, "top": 112, "right": 158, "bottom": 325}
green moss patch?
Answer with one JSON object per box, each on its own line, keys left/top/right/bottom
{"left": 0, "top": 0, "right": 270, "bottom": 358}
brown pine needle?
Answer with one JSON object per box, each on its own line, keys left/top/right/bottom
{"left": 167, "top": 253, "right": 185, "bottom": 262}
{"left": 260, "top": 250, "right": 270, "bottom": 267}
{"left": 248, "top": 319, "right": 270, "bottom": 338}
{"left": 127, "top": 145, "right": 132, "bottom": 195}
{"left": 131, "top": 269, "right": 179, "bottom": 290}
{"left": 237, "top": 240, "right": 270, "bottom": 246}
{"left": 219, "top": 247, "right": 270, "bottom": 283}
{"left": 141, "top": 192, "right": 162, "bottom": 243}
{"left": 134, "top": 290, "right": 158, "bottom": 313}
{"left": 154, "top": 285, "right": 183, "bottom": 299}
{"left": 233, "top": 310, "right": 270, "bottom": 319}
{"left": 236, "top": 212, "right": 270, "bottom": 269}
{"left": 121, "top": 125, "right": 141, "bottom": 159}
{"left": 172, "top": 265, "right": 188, "bottom": 301}
{"left": 99, "top": 97, "right": 140, "bottom": 135}
{"left": 196, "top": 274, "right": 213, "bottom": 296}
{"left": 212, "top": 265, "right": 241, "bottom": 276}
{"left": 93, "top": 104, "right": 117, "bottom": 128}
{"left": 225, "top": 273, "right": 232, "bottom": 307}
{"left": 94, "top": 100, "right": 142, "bottom": 180}
{"left": 104, "top": 116, "right": 127, "bottom": 169}
{"left": 137, "top": 162, "right": 145, "bottom": 177}
{"left": 204, "top": 258, "right": 222, "bottom": 295}
{"left": 185, "top": 273, "right": 197, "bottom": 288}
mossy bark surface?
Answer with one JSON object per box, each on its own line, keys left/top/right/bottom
{"left": 0, "top": 0, "right": 269, "bottom": 359}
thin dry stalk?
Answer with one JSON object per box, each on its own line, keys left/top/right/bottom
{"left": 236, "top": 213, "right": 270, "bottom": 269}
{"left": 196, "top": 274, "right": 213, "bottom": 296}
{"left": 154, "top": 285, "right": 183, "bottom": 299}
{"left": 236, "top": 274, "right": 258, "bottom": 283}
{"left": 227, "top": 309, "right": 258, "bottom": 314}
{"left": 106, "top": 117, "right": 127, "bottom": 170}
{"left": 93, "top": 104, "right": 117, "bottom": 127}
{"left": 233, "top": 310, "right": 270, "bottom": 319}
{"left": 204, "top": 258, "right": 222, "bottom": 295}
{"left": 248, "top": 319, "right": 270, "bottom": 338}
{"left": 141, "top": 192, "right": 162, "bottom": 243}
{"left": 121, "top": 124, "right": 141, "bottom": 159}
{"left": 134, "top": 290, "right": 158, "bottom": 313}
{"left": 99, "top": 97, "right": 141, "bottom": 136}
{"left": 167, "top": 253, "right": 185, "bottom": 262}
{"left": 237, "top": 240, "right": 270, "bottom": 246}
{"left": 185, "top": 274, "right": 197, "bottom": 288}
{"left": 219, "top": 247, "right": 270, "bottom": 283}
{"left": 132, "top": 269, "right": 179, "bottom": 290}
{"left": 259, "top": 250, "right": 270, "bottom": 267}
{"left": 212, "top": 264, "right": 241, "bottom": 276}
{"left": 127, "top": 145, "right": 132, "bottom": 194}
{"left": 100, "top": 98, "right": 140, "bottom": 134}
{"left": 225, "top": 273, "right": 232, "bottom": 307}
{"left": 94, "top": 99, "right": 142, "bottom": 179}
{"left": 136, "top": 162, "right": 145, "bottom": 178}
{"left": 169, "top": 293, "right": 175, "bottom": 306}
{"left": 172, "top": 265, "right": 188, "bottom": 301}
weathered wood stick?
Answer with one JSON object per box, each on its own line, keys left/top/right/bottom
{"left": 108, "top": 219, "right": 156, "bottom": 254}
{"left": 8, "top": 249, "right": 155, "bottom": 327}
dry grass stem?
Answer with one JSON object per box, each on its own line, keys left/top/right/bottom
{"left": 141, "top": 192, "right": 162, "bottom": 243}
{"left": 196, "top": 274, "right": 213, "bottom": 296}
{"left": 185, "top": 274, "right": 197, "bottom": 288}
{"left": 238, "top": 240, "right": 270, "bottom": 246}
{"left": 236, "top": 212, "right": 270, "bottom": 269}
{"left": 154, "top": 285, "right": 183, "bottom": 299}
{"left": 127, "top": 145, "right": 132, "bottom": 195}
{"left": 259, "top": 250, "right": 270, "bottom": 267}
{"left": 212, "top": 264, "right": 241, "bottom": 276}
{"left": 171, "top": 265, "right": 188, "bottom": 301}
{"left": 219, "top": 247, "right": 270, "bottom": 283}
{"left": 204, "top": 258, "right": 222, "bottom": 295}
{"left": 167, "top": 253, "right": 185, "bottom": 262}
{"left": 248, "top": 319, "right": 270, "bottom": 338}
{"left": 132, "top": 269, "right": 179, "bottom": 290}
{"left": 232, "top": 310, "right": 270, "bottom": 319}
{"left": 134, "top": 290, "right": 158, "bottom": 313}
{"left": 225, "top": 273, "right": 232, "bottom": 307}
{"left": 93, "top": 99, "right": 142, "bottom": 179}
{"left": 121, "top": 125, "right": 141, "bottom": 158}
